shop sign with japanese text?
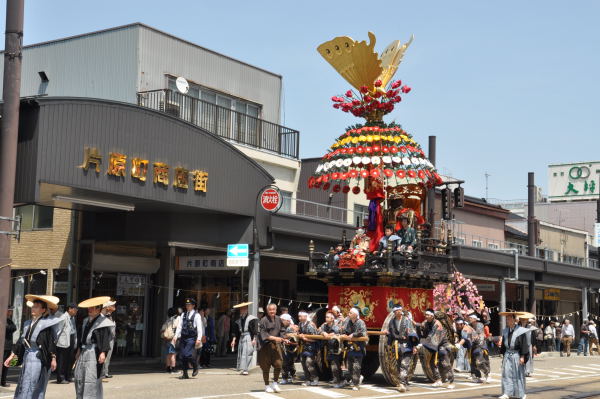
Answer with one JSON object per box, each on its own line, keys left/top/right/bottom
{"left": 79, "top": 146, "right": 208, "bottom": 192}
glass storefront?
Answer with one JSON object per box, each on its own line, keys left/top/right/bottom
{"left": 90, "top": 272, "right": 148, "bottom": 356}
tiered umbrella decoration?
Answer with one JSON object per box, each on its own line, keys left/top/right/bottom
{"left": 308, "top": 121, "right": 442, "bottom": 194}
{"left": 308, "top": 32, "right": 443, "bottom": 195}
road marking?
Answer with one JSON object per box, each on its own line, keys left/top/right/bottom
{"left": 561, "top": 368, "right": 598, "bottom": 374}
{"left": 303, "top": 386, "right": 349, "bottom": 397}
{"left": 184, "top": 371, "right": 600, "bottom": 399}
{"left": 573, "top": 366, "right": 598, "bottom": 372}
{"left": 361, "top": 384, "right": 398, "bottom": 394}
{"left": 248, "top": 393, "right": 285, "bottom": 399}
{"left": 536, "top": 369, "right": 578, "bottom": 375}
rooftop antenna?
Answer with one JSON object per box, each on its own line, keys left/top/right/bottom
{"left": 485, "top": 172, "right": 491, "bottom": 201}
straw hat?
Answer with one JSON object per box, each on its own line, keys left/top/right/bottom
{"left": 498, "top": 311, "right": 525, "bottom": 317}
{"left": 233, "top": 301, "right": 252, "bottom": 309}
{"left": 78, "top": 296, "right": 112, "bottom": 308}
{"left": 25, "top": 294, "right": 59, "bottom": 310}
{"left": 518, "top": 312, "right": 535, "bottom": 320}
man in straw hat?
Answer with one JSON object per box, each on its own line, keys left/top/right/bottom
{"left": 73, "top": 296, "right": 115, "bottom": 399}
{"left": 518, "top": 313, "right": 537, "bottom": 377}
{"left": 3, "top": 294, "right": 61, "bottom": 399}
{"left": 173, "top": 298, "right": 203, "bottom": 379}
{"left": 230, "top": 301, "right": 258, "bottom": 376}
{"left": 498, "top": 311, "right": 529, "bottom": 399}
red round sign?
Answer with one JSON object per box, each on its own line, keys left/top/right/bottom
{"left": 260, "top": 188, "right": 282, "bottom": 212}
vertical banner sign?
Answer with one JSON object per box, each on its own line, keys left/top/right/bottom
{"left": 595, "top": 223, "right": 600, "bottom": 248}
{"left": 260, "top": 187, "right": 282, "bottom": 213}
{"left": 328, "top": 286, "right": 433, "bottom": 328}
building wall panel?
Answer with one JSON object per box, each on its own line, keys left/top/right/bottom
{"left": 0, "top": 26, "right": 139, "bottom": 103}
{"left": 137, "top": 26, "right": 282, "bottom": 123}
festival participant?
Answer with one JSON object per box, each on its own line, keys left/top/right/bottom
{"left": 375, "top": 225, "right": 400, "bottom": 256}
{"left": 331, "top": 306, "right": 345, "bottom": 326}
{"left": 435, "top": 311, "right": 457, "bottom": 389}
{"left": 257, "top": 303, "right": 286, "bottom": 393}
{"left": 101, "top": 300, "right": 116, "bottom": 379}
{"left": 2, "top": 306, "right": 17, "bottom": 387}
{"left": 3, "top": 295, "right": 61, "bottom": 399}
{"left": 297, "top": 311, "right": 319, "bottom": 386}
{"left": 73, "top": 296, "right": 115, "bottom": 399}
{"left": 468, "top": 313, "right": 490, "bottom": 383}
{"left": 173, "top": 298, "right": 203, "bottom": 379}
{"left": 230, "top": 301, "right": 258, "bottom": 376}
{"left": 518, "top": 314, "right": 537, "bottom": 377}
{"left": 55, "top": 303, "right": 78, "bottom": 384}
{"left": 320, "top": 311, "right": 344, "bottom": 388}
{"left": 384, "top": 305, "right": 418, "bottom": 392}
{"left": 498, "top": 312, "right": 529, "bottom": 399}
{"left": 341, "top": 308, "right": 367, "bottom": 391}
{"left": 454, "top": 318, "right": 471, "bottom": 373}
{"left": 396, "top": 215, "right": 416, "bottom": 255}
{"left": 418, "top": 309, "right": 446, "bottom": 387}
{"left": 280, "top": 313, "right": 297, "bottom": 384}
{"left": 328, "top": 243, "right": 346, "bottom": 268}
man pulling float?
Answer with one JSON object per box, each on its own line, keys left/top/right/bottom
{"left": 383, "top": 305, "right": 418, "bottom": 392}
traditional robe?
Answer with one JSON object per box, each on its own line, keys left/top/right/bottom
{"left": 233, "top": 314, "right": 257, "bottom": 372}
{"left": 500, "top": 326, "right": 529, "bottom": 399}
{"left": 456, "top": 325, "right": 472, "bottom": 372}
{"left": 13, "top": 315, "right": 61, "bottom": 399}
{"left": 524, "top": 324, "right": 537, "bottom": 376}
{"left": 74, "top": 314, "right": 114, "bottom": 399}
{"left": 387, "top": 316, "right": 418, "bottom": 385}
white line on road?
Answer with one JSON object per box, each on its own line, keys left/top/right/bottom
{"left": 361, "top": 384, "right": 398, "bottom": 394}
{"left": 248, "top": 392, "right": 286, "bottom": 399}
{"left": 561, "top": 368, "right": 598, "bottom": 374}
{"left": 536, "top": 369, "right": 578, "bottom": 375}
{"left": 184, "top": 371, "right": 600, "bottom": 399}
{"left": 570, "top": 365, "right": 600, "bottom": 371}
{"left": 303, "top": 386, "right": 349, "bottom": 397}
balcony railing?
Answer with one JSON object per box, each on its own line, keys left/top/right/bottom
{"left": 137, "top": 89, "right": 300, "bottom": 159}
{"left": 279, "top": 197, "right": 355, "bottom": 225}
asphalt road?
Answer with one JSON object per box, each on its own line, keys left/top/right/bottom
{"left": 1, "top": 354, "right": 599, "bottom": 398}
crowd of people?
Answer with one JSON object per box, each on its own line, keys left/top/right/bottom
{"left": 3, "top": 292, "right": 598, "bottom": 399}
{"left": 1, "top": 294, "right": 119, "bottom": 398}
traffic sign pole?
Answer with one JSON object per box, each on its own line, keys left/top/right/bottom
{"left": 248, "top": 185, "right": 281, "bottom": 318}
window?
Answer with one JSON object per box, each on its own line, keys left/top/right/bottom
{"left": 353, "top": 204, "right": 369, "bottom": 227}
{"left": 14, "top": 205, "right": 53, "bottom": 230}
{"left": 472, "top": 240, "right": 483, "bottom": 248}
{"left": 488, "top": 243, "right": 500, "bottom": 250}
{"left": 455, "top": 237, "right": 466, "bottom": 245}
{"left": 280, "top": 191, "right": 292, "bottom": 213}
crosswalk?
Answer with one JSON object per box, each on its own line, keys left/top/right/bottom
{"left": 187, "top": 363, "right": 600, "bottom": 399}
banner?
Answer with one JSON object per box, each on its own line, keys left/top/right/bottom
{"left": 328, "top": 286, "right": 433, "bottom": 329}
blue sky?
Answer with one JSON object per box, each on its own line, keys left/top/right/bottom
{"left": 5, "top": 1, "right": 600, "bottom": 200}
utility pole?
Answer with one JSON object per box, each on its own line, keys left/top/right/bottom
{"left": 0, "top": 0, "right": 25, "bottom": 357}
{"left": 484, "top": 172, "right": 490, "bottom": 201}
{"left": 427, "top": 136, "right": 436, "bottom": 224}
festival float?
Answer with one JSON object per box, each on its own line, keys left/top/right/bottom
{"left": 305, "top": 32, "right": 457, "bottom": 382}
